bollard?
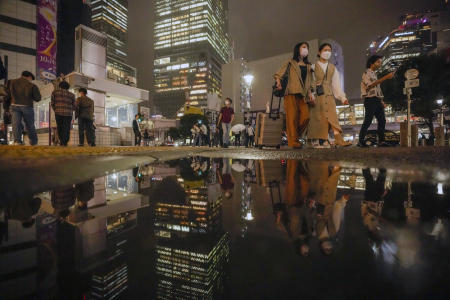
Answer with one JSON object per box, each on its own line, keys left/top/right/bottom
{"left": 434, "top": 127, "right": 445, "bottom": 146}
{"left": 400, "top": 122, "right": 418, "bottom": 147}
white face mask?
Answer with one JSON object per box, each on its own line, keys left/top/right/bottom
{"left": 300, "top": 48, "right": 309, "bottom": 57}
{"left": 320, "top": 51, "right": 332, "bottom": 60}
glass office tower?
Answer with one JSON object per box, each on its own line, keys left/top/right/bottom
{"left": 91, "top": 0, "right": 136, "bottom": 85}
{"left": 153, "top": 0, "right": 232, "bottom": 117}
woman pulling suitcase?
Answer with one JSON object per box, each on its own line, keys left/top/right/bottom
{"left": 274, "top": 42, "right": 315, "bottom": 149}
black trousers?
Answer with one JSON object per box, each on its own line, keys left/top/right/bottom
{"left": 359, "top": 97, "right": 386, "bottom": 143}
{"left": 55, "top": 115, "right": 72, "bottom": 146}
{"left": 78, "top": 118, "right": 95, "bottom": 146}
{"left": 134, "top": 131, "right": 141, "bottom": 146}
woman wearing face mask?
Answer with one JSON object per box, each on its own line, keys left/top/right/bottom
{"left": 308, "top": 43, "right": 351, "bottom": 148}
{"left": 274, "top": 42, "right": 315, "bottom": 148}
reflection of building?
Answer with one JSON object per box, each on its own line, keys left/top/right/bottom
{"left": 367, "top": 9, "right": 450, "bottom": 74}
{"left": 153, "top": 0, "right": 232, "bottom": 118}
{"left": 152, "top": 159, "right": 229, "bottom": 299}
{"left": 52, "top": 170, "right": 147, "bottom": 299}
{"left": 91, "top": 0, "right": 137, "bottom": 85}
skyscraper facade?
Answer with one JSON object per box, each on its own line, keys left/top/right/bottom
{"left": 153, "top": 0, "right": 232, "bottom": 118}
{"left": 366, "top": 10, "right": 449, "bottom": 74}
{"left": 91, "top": 0, "right": 136, "bottom": 85}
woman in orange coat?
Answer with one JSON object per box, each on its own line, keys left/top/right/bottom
{"left": 274, "top": 42, "right": 315, "bottom": 148}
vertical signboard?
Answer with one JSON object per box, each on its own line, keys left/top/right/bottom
{"left": 37, "top": 0, "right": 57, "bottom": 81}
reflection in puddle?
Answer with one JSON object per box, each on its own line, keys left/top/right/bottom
{"left": 0, "top": 158, "right": 449, "bottom": 299}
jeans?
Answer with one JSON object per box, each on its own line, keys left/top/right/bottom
{"left": 78, "top": 118, "right": 95, "bottom": 146}
{"left": 359, "top": 97, "right": 386, "bottom": 144}
{"left": 55, "top": 115, "right": 72, "bottom": 146}
{"left": 11, "top": 105, "right": 37, "bottom": 145}
{"left": 222, "top": 122, "right": 231, "bottom": 146}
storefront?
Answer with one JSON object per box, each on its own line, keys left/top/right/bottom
{"left": 34, "top": 72, "right": 149, "bottom": 146}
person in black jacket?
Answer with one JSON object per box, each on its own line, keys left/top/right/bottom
{"left": 132, "top": 114, "right": 141, "bottom": 146}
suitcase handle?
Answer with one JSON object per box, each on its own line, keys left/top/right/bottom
{"left": 269, "top": 90, "right": 282, "bottom": 120}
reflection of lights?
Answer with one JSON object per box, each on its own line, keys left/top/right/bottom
{"left": 244, "top": 211, "right": 254, "bottom": 221}
{"left": 111, "top": 174, "right": 118, "bottom": 180}
{"left": 437, "top": 183, "right": 444, "bottom": 195}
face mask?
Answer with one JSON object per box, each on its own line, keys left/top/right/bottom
{"left": 321, "top": 51, "right": 332, "bottom": 60}
{"left": 300, "top": 48, "right": 309, "bottom": 57}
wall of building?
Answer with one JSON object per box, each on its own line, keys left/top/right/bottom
{"left": 0, "top": 0, "right": 37, "bottom": 80}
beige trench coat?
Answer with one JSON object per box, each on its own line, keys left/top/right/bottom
{"left": 308, "top": 63, "right": 343, "bottom": 140}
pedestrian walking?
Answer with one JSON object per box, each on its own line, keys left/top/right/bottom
{"left": 51, "top": 81, "right": 75, "bottom": 146}
{"left": 274, "top": 42, "right": 315, "bottom": 148}
{"left": 245, "top": 124, "right": 255, "bottom": 147}
{"left": 1, "top": 80, "right": 12, "bottom": 144}
{"left": 133, "top": 114, "right": 141, "bottom": 146}
{"left": 200, "top": 121, "right": 208, "bottom": 146}
{"left": 358, "top": 55, "right": 395, "bottom": 147}
{"left": 234, "top": 131, "right": 241, "bottom": 146}
{"left": 217, "top": 98, "right": 234, "bottom": 148}
{"left": 143, "top": 129, "right": 150, "bottom": 146}
{"left": 75, "top": 88, "right": 95, "bottom": 146}
{"left": 9, "top": 71, "right": 41, "bottom": 145}
{"left": 308, "top": 43, "right": 351, "bottom": 148}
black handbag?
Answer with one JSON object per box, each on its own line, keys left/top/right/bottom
{"left": 273, "top": 62, "right": 291, "bottom": 98}
{"left": 316, "top": 63, "right": 329, "bottom": 96}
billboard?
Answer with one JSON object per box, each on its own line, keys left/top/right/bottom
{"left": 37, "top": 0, "right": 57, "bottom": 81}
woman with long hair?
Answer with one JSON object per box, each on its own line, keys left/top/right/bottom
{"left": 274, "top": 42, "right": 315, "bottom": 148}
{"left": 309, "top": 43, "right": 351, "bottom": 148}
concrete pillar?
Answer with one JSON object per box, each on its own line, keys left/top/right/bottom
{"left": 434, "top": 126, "right": 445, "bottom": 146}
{"left": 400, "top": 122, "right": 418, "bottom": 147}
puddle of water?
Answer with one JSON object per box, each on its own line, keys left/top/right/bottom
{"left": 0, "top": 157, "right": 449, "bottom": 299}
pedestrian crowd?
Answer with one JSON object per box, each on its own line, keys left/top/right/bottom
{"left": 1, "top": 71, "right": 96, "bottom": 147}
{"left": 0, "top": 45, "right": 397, "bottom": 149}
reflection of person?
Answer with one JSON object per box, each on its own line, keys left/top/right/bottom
{"left": 278, "top": 160, "right": 315, "bottom": 256}
{"left": 309, "top": 43, "right": 350, "bottom": 148}
{"left": 1, "top": 196, "right": 41, "bottom": 228}
{"left": 217, "top": 158, "right": 234, "bottom": 199}
{"left": 51, "top": 185, "right": 76, "bottom": 219}
{"left": 75, "top": 180, "right": 94, "bottom": 210}
{"left": 306, "top": 161, "right": 347, "bottom": 255}
{"left": 363, "top": 168, "right": 387, "bottom": 203}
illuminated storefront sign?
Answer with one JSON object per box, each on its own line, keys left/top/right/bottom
{"left": 37, "top": 0, "right": 57, "bottom": 81}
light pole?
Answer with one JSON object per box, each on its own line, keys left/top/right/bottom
{"left": 436, "top": 99, "right": 444, "bottom": 127}
{"left": 242, "top": 74, "right": 254, "bottom": 124}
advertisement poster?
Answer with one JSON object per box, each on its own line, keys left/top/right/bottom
{"left": 37, "top": 0, "right": 57, "bottom": 81}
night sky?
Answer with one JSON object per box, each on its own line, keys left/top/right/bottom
{"left": 128, "top": 0, "right": 444, "bottom": 102}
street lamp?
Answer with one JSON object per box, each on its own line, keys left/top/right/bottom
{"left": 243, "top": 74, "right": 254, "bottom": 86}
{"left": 436, "top": 99, "right": 444, "bottom": 105}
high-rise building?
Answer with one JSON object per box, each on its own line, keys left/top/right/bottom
{"left": 91, "top": 0, "right": 136, "bottom": 85}
{"left": 0, "top": 0, "right": 38, "bottom": 81}
{"left": 366, "top": 9, "right": 450, "bottom": 74}
{"left": 57, "top": 0, "right": 92, "bottom": 75}
{"left": 153, "top": 0, "right": 232, "bottom": 118}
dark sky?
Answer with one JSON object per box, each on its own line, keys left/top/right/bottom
{"left": 128, "top": 0, "right": 444, "bottom": 101}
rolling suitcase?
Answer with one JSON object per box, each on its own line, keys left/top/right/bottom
{"left": 255, "top": 93, "right": 283, "bottom": 149}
